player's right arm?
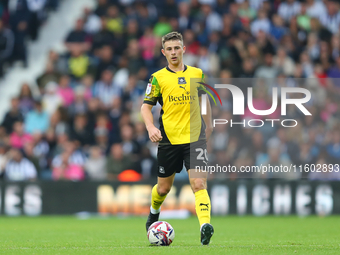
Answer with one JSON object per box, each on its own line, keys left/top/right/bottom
{"left": 141, "top": 75, "right": 163, "bottom": 143}
{"left": 141, "top": 104, "right": 162, "bottom": 143}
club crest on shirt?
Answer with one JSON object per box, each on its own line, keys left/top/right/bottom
{"left": 145, "top": 83, "right": 152, "bottom": 95}
{"left": 178, "top": 77, "right": 186, "bottom": 84}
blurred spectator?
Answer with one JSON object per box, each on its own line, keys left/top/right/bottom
{"left": 106, "top": 5, "right": 123, "bottom": 35}
{"left": 18, "top": 83, "right": 35, "bottom": 116}
{"left": 108, "top": 98, "right": 122, "bottom": 144}
{"left": 42, "top": 81, "right": 63, "bottom": 116}
{"left": 86, "top": 97, "right": 100, "bottom": 130}
{"left": 200, "top": 4, "right": 223, "bottom": 34}
{"left": 48, "top": 50, "right": 68, "bottom": 74}
{"left": 182, "top": 29, "right": 199, "bottom": 66}
{"left": 106, "top": 143, "right": 134, "bottom": 180}
{"left": 31, "top": 132, "right": 49, "bottom": 171}
{"left": 95, "top": 45, "right": 117, "bottom": 81}
{"left": 9, "top": 121, "right": 33, "bottom": 149}
{"left": 177, "top": 2, "right": 194, "bottom": 32}
{"left": 36, "top": 61, "right": 61, "bottom": 93}
{"left": 126, "top": 39, "right": 145, "bottom": 74}
{"left": 83, "top": 7, "right": 101, "bottom": 35}
{"left": 197, "top": 45, "right": 220, "bottom": 76}
{"left": 163, "top": 0, "right": 177, "bottom": 19}
{"left": 57, "top": 75, "right": 74, "bottom": 106}
{"left": 211, "top": 120, "right": 229, "bottom": 151}
{"left": 153, "top": 16, "right": 172, "bottom": 37}
{"left": 238, "top": 0, "right": 256, "bottom": 25}
{"left": 26, "top": 0, "right": 46, "bottom": 41}
{"left": 23, "top": 141, "right": 41, "bottom": 176}
{"left": 69, "top": 114, "right": 94, "bottom": 147}
{"left": 300, "top": 51, "right": 314, "bottom": 77}
{"left": 65, "top": 18, "right": 90, "bottom": 53}
{"left": 297, "top": 2, "right": 311, "bottom": 31}
{"left": 94, "top": 126, "right": 110, "bottom": 153}
{"left": 121, "top": 75, "right": 146, "bottom": 110}
{"left": 306, "top": 0, "right": 326, "bottom": 19}
{"left": 93, "top": 69, "right": 121, "bottom": 109}
{"left": 139, "top": 27, "right": 157, "bottom": 66}
{"left": 319, "top": 0, "right": 340, "bottom": 34}
{"left": 270, "top": 14, "right": 287, "bottom": 42}
{"left": 24, "top": 99, "right": 49, "bottom": 134}
{"left": 78, "top": 74, "right": 94, "bottom": 101}
{"left": 9, "top": 0, "right": 29, "bottom": 66}
{"left": 310, "top": 17, "right": 332, "bottom": 43}
{"left": 1, "top": 97, "right": 24, "bottom": 134}
{"left": 306, "top": 33, "right": 320, "bottom": 61}
{"left": 255, "top": 53, "right": 279, "bottom": 78}
{"left": 273, "top": 47, "right": 295, "bottom": 76}
{"left": 49, "top": 107, "right": 69, "bottom": 136}
{"left": 5, "top": 148, "right": 37, "bottom": 181}
{"left": 326, "top": 129, "right": 340, "bottom": 163}
{"left": 113, "top": 56, "right": 129, "bottom": 89}
{"left": 120, "top": 123, "right": 140, "bottom": 156}
{"left": 135, "top": 122, "right": 148, "bottom": 148}
{"left": 68, "top": 86, "right": 88, "bottom": 116}
{"left": 278, "top": 0, "right": 301, "bottom": 22}
{"left": 251, "top": 8, "right": 270, "bottom": 36}
{"left": 247, "top": 43, "right": 262, "bottom": 68}
{"left": 328, "top": 56, "right": 340, "bottom": 80}
{"left": 256, "top": 30, "right": 275, "bottom": 55}
{"left": 84, "top": 146, "right": 107, "bottom": 180}
{"left": 52, "top": 140, "right": 86, "bottom": 169}
{"left": 91, "top": 17, "right": 114, "bottom": 52}
{"left": 136, "top": 2, "right": 156, "bottom": 32}
{"left": 67, "top": 46, "right": 91, "bottom": 79}
{"left": 0, "top": 20, "right": 14, "bottom": 77}
{"left": 52, "top": 151, "right": 85, "bottom": 181}
{"left": 94, "top": 0, "right": 109, "bottom": 17}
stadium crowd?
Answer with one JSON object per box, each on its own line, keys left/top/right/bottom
{"left": 0, "top": 0, "right": 340, "bottom": 181}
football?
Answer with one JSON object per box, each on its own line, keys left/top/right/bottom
{"left": 147, "top": 221, "right": 175, "bottom": 246}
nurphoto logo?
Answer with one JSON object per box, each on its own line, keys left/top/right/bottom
{"left": 200, "top": 83, "right": 312, "bottom": 128}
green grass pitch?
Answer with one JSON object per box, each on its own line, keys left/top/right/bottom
{"left": 0, "top": 216, "right": 339, "bottom": 254}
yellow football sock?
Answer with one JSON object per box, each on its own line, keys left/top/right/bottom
{"left": 195, "top": 189, "right": 211, "bottom": 227}
{"left": 151, "top": 184, "right": 167, "bottom": 212}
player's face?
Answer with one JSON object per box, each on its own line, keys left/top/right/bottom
{"left": 162, "top": 40, "right": 186, "bottom": 67}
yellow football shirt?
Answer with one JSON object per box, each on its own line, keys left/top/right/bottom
{"left": 143, "top": 65, "right": 206, "bottom": 145}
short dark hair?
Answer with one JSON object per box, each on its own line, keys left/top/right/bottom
{"left": 162, "top": 31, "right": 183, "bottom": 48}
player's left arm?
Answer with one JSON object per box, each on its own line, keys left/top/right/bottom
{"left": 200, "top": 96, "right": 213, "bottom": 141}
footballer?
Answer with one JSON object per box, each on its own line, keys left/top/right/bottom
{"left": 141, "top": 31, "right": 214, "bottom": 245}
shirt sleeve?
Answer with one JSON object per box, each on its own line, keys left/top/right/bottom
{"left": 143, "top": 75, "right": 161, "bottom": 105}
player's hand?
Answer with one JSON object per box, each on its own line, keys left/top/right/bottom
{"left": 205, "top": 126, "right": 213, "bottom": 141}
{"left": 147, "top": 125, "right": 163, "bottom": 143}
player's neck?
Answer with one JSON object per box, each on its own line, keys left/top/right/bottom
{"left": 168, "top": 63, "right": 185, "bottom": 72}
